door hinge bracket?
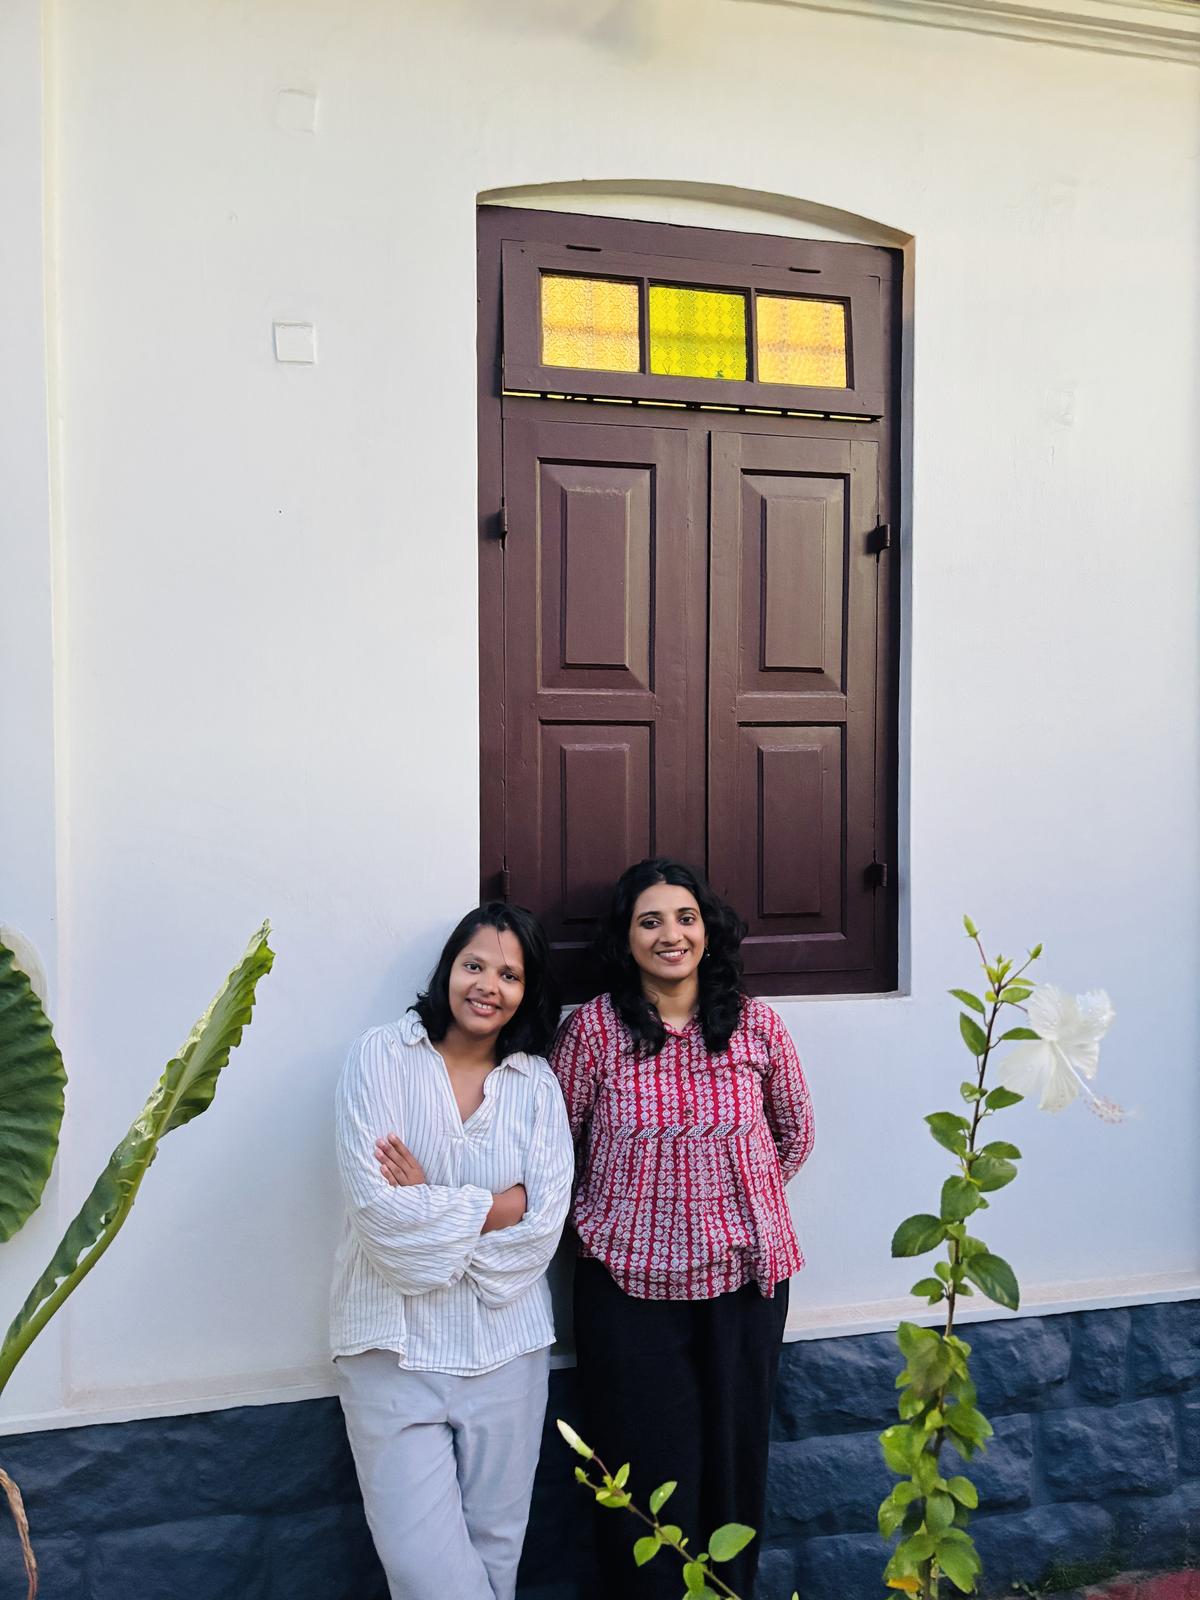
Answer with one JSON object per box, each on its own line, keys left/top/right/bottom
{"left": 867, "top": 523, "right": 892, "bottom": 557}
{"left": 495, "top": 501, "right": 508, "bottom": 542}
{"left": 499, "top": 864, "right": 511, "bottom": 899}
{"left": 866, "top": 860, "right": 889, "bottom": 890}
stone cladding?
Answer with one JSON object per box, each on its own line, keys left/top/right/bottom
{"left": 0, "top": 1299, "right": 1194, "bottom": 1599}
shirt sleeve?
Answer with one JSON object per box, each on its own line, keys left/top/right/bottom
{"left": 549, "top": 1007, "right": 601, "bottom": 1142}
{"left": 335, "top": 1028, "right": 493, "bottom": 1297}
{"left": 465, "top": 1069, "right": 574, "bottom": 1310}
{"left": 761, "top": 1009, "right": 815, "bottom": 1184}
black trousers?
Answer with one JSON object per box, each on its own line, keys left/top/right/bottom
{"left": 572, "top": 1258, "right": 789, "bottom": 1600}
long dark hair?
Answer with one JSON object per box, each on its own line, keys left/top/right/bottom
{"left": 596, "top": 858, "right": 746, "bottom": 1057}
{"left": 413, "top": 902, "right": 560, "bottom": 1060}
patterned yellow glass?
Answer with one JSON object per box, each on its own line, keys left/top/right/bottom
{"left": 540, "top": 275, "right": 640, "bottom": 372}
{"left": 756, "top": 296, "right": 848, "bottom": 388}
{"left": 648, "top": 285, "right": 747, "bottom": 381}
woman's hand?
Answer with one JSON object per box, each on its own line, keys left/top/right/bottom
{"left": 481, "top": 1184, "right": 527, "bottom": 1233}
{"left": 375, "top": 1134, "right": 427, "bottom": 1187}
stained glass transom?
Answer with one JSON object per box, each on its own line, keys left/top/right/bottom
{"left": 756, "top": 296, "right": 848, "bottom": 388}
{"left": 648, "top": 285, "right": 747, "bottom": 381}
{"left": 540, "top": 275, "right": 640, "bottom": 372}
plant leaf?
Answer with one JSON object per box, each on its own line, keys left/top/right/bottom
{"left": 997, "top": 1027, "right": 1039, "bottom": 1042}
{"left": 633, "top": 1536, "right": 660, "bottom": 1566}
{"left": 946, "top": 1475, "right": 979, "bottom": 1508}
{"left": 0, "top": 937, "right": 67, "bottom": 1242}
{"left": 708, "top": 1523, "right": 756, "bottom": 1563}
{"left": 979, "top": 1141, "right": 1021, "bottom": 1160}
{"left": 683, "top": 1560, "right": 709, "bottom": 1593}
{"left": 910, "top": 1277, "right": 945, "bottom": 1302}
{"left": 959, "top": 1014, "right": 988, "bottom": 1057}
{"left": 937, "top": 1537, "right": 982, "bottom": 1592}
{"left": 961, "top": 1251, "right": 1020, "bottom": 1311}
{"left": 984, "top": 1086, "right": 1023, "bottom": 1110}
{"left": 649, "top": 1480, "right": 676, "bottom": 1515}
{"left": 971, "top": 1155, "right": 1018, "bottom": 1192}
{"left": 892, "top": 1214, "right": 946, "bottom": 1257}
{"left": 949, "top": 989, "right": 985, "bottom": 1017}
{"left": 0, "top": 924, "right": 274, "bottom": 1396}
{"left": 926, "top": 1112, "right": 970, "bottom": 1155}
{"left": 940, "top": 1177, "right": 982, "bottom": 1222}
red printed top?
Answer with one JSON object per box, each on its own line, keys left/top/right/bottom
{"left": 550, "top": 993, "right": 814, "bottom": 1301}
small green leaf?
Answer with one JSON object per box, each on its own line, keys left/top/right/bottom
{"left": 926, "top": 1112, "right": 970, "bottom": 1155}
{"left": 910, "top": 1277, "right": 945, "bottom": 1302}
{"left": 892, "top": 1214, "right": 947, "bottom": 1256}
{"left": 925, "top": 1489, "right": 955, "bottom": 1533}
{"left": 633, "top": 1536, "right": 660, "bottom": 1566}
{"left": 1000, "top": 982, "right": 1033, "bottom": 1003}
{"left": 997, "top": 1026, "right": 1039, "bottom": 1042}
{"left": 945, "top": 1404, "right": 993, "bottom": 1450}
{"left": 595, "top": 1488, "right": 629, "bottom": 1508}
{"left": 984, "top": 1086, "right": 1023, "bottom": 1110}
{"left": 683, "top": 1560, "right": 709, "bottom": 1593}
{"left": 880, "top": 1423, "right": 924, "bottom": 1474}
{"left": 946, "top": 1475, "right": 979, "bottom": 1508}
{"left": 979, "top": 1140, "right": 1021, "bottom": 1159}
{"left": 1029, "top": 942, "right": 1043, "bottom": 959}
{"left": 961, "top": 1250, "right": 1020, "bottom": 1310}
{"left": 708, "top": 1523, "right": 756, "bottom": 1562}
{"left": 937, "top": 1536, "right": 982, "bottom": 1592}
{"left": 959, "top": 1014, "right": 989, "bottom": 1057}
{"left": 935, "top": 1260, "right": 952, "bottom": 1282}
{"left": 612, "top": 1461, "right": 630, "bottom": 1488}
{"left": 962, "top": 915, "right": 979, "bottom": 938}
{"left": 574, "top": 1465, "right": 589, "bottom": 1483}
{"left": 949, "top": 988, "right": 985, "bottom": 1017}
{"left": 649, "top": 1480, "right": 676, "bottom": 1516}
{"left": 971, "top": 1155, "right": 1018, "bottom": 1191}
{"left": 659, "top": 1524, "right": 683, "bottom": 1545}
{"left": 960, "top": 1080, "right": 986, "bottom": 1102}
{"left": 940, "top": 1176, "right": 983, "bottom": 1221}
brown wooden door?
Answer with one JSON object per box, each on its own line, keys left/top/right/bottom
{"left": 501, "top": 416, "right": 707, "bottom": 989}
{"left": 708, "top": 430, "right": 882, "bottom": 989}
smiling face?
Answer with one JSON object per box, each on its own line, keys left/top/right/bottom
{"left": 445, "top": 925, "right": 527, "bottom": 1044}
{"left": 628, "top": 881, "right": 706, "bottom": 993}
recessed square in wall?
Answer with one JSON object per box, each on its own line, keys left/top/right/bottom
{"left": 273, "top": 323, "right": 316, "bottom": 363}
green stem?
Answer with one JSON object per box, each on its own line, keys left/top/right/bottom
{"left": 0, "top": 1182, "right": 142, "bottom": 1398}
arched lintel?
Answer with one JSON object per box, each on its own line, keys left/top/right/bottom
{"left": 477, "top": 177, "right": 912, "bottom": 251}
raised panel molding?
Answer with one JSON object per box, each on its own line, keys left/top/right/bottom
{"left": 737, "top": 0, "right": 1200, "bottom": 64}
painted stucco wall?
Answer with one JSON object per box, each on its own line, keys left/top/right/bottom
{"left": 1, "top": 0, "right": 1198, "bottom": 1432}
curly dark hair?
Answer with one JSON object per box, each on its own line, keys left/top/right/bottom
{"left": 412, "top": 902, "right": 561, "bottom": 1060}
{"left": 596, "top": 858, "right": 747, "bottom": 1057}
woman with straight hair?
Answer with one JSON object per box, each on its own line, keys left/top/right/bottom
{"left": 332, "top": 903, "right": 573, "bottom": 1600}
{"left": 552, "top": 858, "right": 814, "bottom": 1599}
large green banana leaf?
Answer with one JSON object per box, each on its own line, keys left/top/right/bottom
{"left": 0, "top": 937, "right": 67, "bottom": 1243}
{"left": 0, "top": 922, "right": 274, "bottom": 1397}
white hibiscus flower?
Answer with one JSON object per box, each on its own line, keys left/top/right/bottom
{"left": 997, "top": 984, "right": 1122, "bottom": 1121}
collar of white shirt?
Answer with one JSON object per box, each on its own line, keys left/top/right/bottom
{"left": 397, "top": 1009, "right": 537, "bottom": 1075}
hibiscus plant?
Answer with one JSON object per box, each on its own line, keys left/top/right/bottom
{"left": 0, "top": 923, "right": 274, "bottom": 1599}
{"left": 879, "top": 917, "right": 1119, "bottom": 1597}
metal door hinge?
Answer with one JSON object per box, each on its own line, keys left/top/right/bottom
{"left": 867, "top": 523, "right": 892, "bottom": 556}
{"left": 495, "top": 502, "right": 508, "bottom": 542}
{"left": 866, "top": 860, "right": 889, "bottom": 890}
{"left": 499, "top": 864, "right": 511, "bottom": 899}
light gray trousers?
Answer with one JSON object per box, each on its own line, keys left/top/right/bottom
{"left": 336, "top": 1347, "right": 549, "bottom": 1600}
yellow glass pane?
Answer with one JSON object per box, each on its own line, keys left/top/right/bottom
{"left": 756, "top": 296, "right": 848, "bottom": 388}
{"left": 649, "top": 285, "right": 747, "bottom": 381}
{"left": 540, "top": 275, "right": 640, "bottom": 372}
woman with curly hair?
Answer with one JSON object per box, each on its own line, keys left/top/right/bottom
{"left": 551, "top": 858, "right": 814, "bottom": 1599}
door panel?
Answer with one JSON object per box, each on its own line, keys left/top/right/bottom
{"left": 502, "top": 417, "right": 706, "bottom": 987}
{"left": 709, "top": 430, "right": 879, "bottom": 979}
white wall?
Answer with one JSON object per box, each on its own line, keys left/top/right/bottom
{"left": 1, "top": 0, "right": 1198, "bottom": 1431}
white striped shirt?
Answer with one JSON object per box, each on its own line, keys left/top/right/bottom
{"left": 330, "top": 1011, "right": 574, "bottom": 1375}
